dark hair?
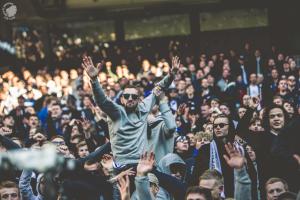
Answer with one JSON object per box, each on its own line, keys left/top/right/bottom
{"left": 213, "top": 114, "right": 236, "bottom": 142}
{"left": 123, "top": 84, "right": 138, "bottom": 91}
{"left": 28, "top": 113, "right": 38, "bottom": 119}
{"left": 185, "top": 186, "right": 212, "bottom": 200}
{"left": 3, "top": 114, "right": 13, "bottom": 120}
{"left": 262, "top": 104, "right": 288, "bottom": 132}
{"left": 51, "top": 103, "right": 62, "bottom": 108}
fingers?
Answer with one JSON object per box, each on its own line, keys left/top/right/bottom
{"left": 223, "top": 155, "right": 230, "bottom": 163}
{"left": 293, "top": 154, "right": 300, "bottom": 163}
{"left": 88, "top": 56, "right": 94, "bottom": 66}
{"left": 224, "top": 143, "right": 235, "bottom": 156}
{"left": 96, "top": 63, "right": 102, "bottom": 71}
{"left": 149, "top": 151, "right": 155, "bottom": 161}
{"left": 172, "top": 56, "right": 180, "bottom": 67}
{"left": 81, "top": 63, "right": 87, "bottom": 71}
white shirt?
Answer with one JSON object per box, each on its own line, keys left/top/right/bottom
{"left": 248, "top": 84, "right": 260, "bottom": 97}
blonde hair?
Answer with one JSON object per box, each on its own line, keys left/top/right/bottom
{"left": 195, "top": 131, "right": 213, "bottom": 142}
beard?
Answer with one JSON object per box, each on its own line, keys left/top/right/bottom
{"left": 124, "top": 101, "right": 138, "bottom": 112}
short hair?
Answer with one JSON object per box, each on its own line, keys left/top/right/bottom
{"left": 3, "top": 114, "right": 13, "bottom": 121}
{"left": 249, "top": 117, "right": 262, "bottom": 125}
{"left": 51, "top": 103, "right": 62, "bottom": 108}
{"left": 0, "top": 181, "right": 18, "bottom": 190}
{"left": 185, "top": 186, "right": 212, "bottom": 200}
{"left": 262, "top": 104, "right": 288, "bottom": 131}
{"left": 265, "top": 177, "right": 289, "bottom": 191}
{"left": 199, "top": 169, "right": 224, "bottom": 187}
{"left": 28, "top": 113, "right": 38, "bottom": 119}
{"left": 273, "top": 95, "right": 283, "bottom": 101}
{"left": 123, "top": 84, "right": 138, "bottom": 90}
{"left": 51, "top": 135, "right": 64, "bottom": 141}
{"left": 201, "top": 103, "right": 210, "bottom": 108}
{"left": 210, "top": 98, "right": 221, "bottom": 104}
{"left": 76, "top": 140, "right": 87, "bottom": 150}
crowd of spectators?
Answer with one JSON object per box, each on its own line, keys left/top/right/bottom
{"left": 1, "top": 32, "right": 300, "bottom": 200}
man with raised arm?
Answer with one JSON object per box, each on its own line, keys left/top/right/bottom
{"left": 82, "top": 56, "right": 179, "bottom": 167}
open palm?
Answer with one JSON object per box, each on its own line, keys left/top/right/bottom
{"left": 137, "top": 152, "right": 155, "bottom": 176}
{"left": 170, "top": 56, "right": 180, "bottom": 76}
{"left": 294, "top": 154, "right": 300, "bottom": 167}
{"left": 117, "top": 175, "right": 130, "bottom": 200}
{"left": 223, "top": 143, "right": 245, "bottom": 169}
{"left": 82, "top": 56, "right": 102, "bottom": 79}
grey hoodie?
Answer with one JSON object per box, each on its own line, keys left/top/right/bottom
{"left": 158, "top": 153, "right": 186, "bottom": 175}
{"left": 156, "top": 153, "right": 186, "bottom": 200}
{"left": 19, "top": 170, "right": 44, "bottom": 200}
{"left": 148, "top": 102, "right": 176, "bottom": 162}
{"left": 91, "top": 75, "right": 173, "bottom": 166}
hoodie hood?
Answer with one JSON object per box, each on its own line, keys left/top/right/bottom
{"left": 158, "top": 153, "right": 186, "bottom": 175}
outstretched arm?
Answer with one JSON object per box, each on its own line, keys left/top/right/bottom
{"left": 140, "top": 56, "right": 180, "bottom": 113}
{"left": 19, "top": 170, "right": 36, "bottom": 200}
{"left": 135, "top": 152, "right": 156, "bottom": 200}
{"left": 223, "top": 143, "right": 252, "bottom": 200}
{"left": 156, "top": 89, "right": 176, "bottom": 137}
{"left": 156, "top": 56, "right": 180, "bottom": 90}
{"left": 82, "top": 56, "right": 120, "bottom": 121}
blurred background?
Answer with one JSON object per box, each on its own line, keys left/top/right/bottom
{"left": 0, "top": 0, "right": 299, "bottom": 72}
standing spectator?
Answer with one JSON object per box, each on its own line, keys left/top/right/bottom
{"left": 82, "top": 55, "right": 179, "bottom": 167}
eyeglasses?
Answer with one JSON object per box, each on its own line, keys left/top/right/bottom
{"left": 213, "top": 123, "right": 229, "bottom": 129}
{"left": 122, "top": 93, "right": 139, "bottom": 100}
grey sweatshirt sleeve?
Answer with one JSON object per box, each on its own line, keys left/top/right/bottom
{"left": 156, "top": 74, "right": 173, "bottom": 91}
{"left": 91, "top": 79, "right": 121, "bottom": 121}
{"left": 140, "top": 74, "right": 174, "bottom": 114}
{"left": 234, "top": 166, "right": 252, "bottom": 200}
{"left": 134, "top": 176, "right": 155, "bottom": 200}
{"left": 19, "top": 170, "right": 36, "bottom": 200}
{"left": 159, "top": 102, "right": 176, "bottom": 137}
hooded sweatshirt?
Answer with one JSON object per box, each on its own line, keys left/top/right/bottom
{"left": 91, "top": 74, "right": 173, "bottom": 166}
{"left": 156, "top": 153, "right": 187, "bottom": 200}
{"left": 19, "top": 170, "right": 44, "bottom": 200}
{"left": 147, "top": 102, "right": 176, "bottom": 162}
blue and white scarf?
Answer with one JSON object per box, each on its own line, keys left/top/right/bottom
{"left": 209, "top": 140, "right": 222, "bottom": 174}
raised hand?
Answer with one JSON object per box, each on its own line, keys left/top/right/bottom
{"left": 110, "top": 167, "right": 136, "bottom": 183}
{"left": 195, "top": 138, "right": 209, "bottom": 150}
{"left": 153, "top": 86, "right": 168, "bottom": 102}
{"left": 293, "top": 154, "right": 300, "bottom": 167}
{"left": 170, "top": 56, "right": 180, "bottom": 76}
{"left": 223, "top": 143, "right": 245, "bottom": 169}
{"left": 249, "top": 96, "right": 260, "bottom": 109}
{"left": 137, "top": 152, "right": 155, "bottom": 177}
{"left": 33, "top": 132, "right": 47, "bottom": 142}
{"left": 177, "top": 103, "right": 186, "bottom": 116}
{"left": 82, "top": 56, "right": 102, "bottom": 80}
{"left": 117, "top": 175, "right": 130, "bottom": 200}
{"left": 0, "top": 127, "right": 12, "bottom": 136}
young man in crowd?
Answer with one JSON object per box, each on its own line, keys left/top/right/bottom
{"left": 82, "top": 55, "right": 179, "bottom": 168}
{"left": 0, "top": 181, "right": 20, "bottom": 200}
